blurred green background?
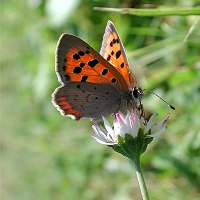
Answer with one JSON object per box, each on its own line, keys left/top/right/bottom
{"left": 1, "top": 0, "right": 200, "bottom": 199}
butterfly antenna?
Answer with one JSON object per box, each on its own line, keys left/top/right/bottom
{"left": 152, "top": 92, "right": 175, "bottom": 110}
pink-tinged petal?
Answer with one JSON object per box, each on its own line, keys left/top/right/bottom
{"left": 114, "top": 114, "right": 124, "bottom": 135}
{"left": 115, "top": 112, "right": 123, "bottom": 124}
{"left": 114, "top": 112, "right": 129, "bottom": 136}
{"left": 129, "top": 110, "right": 139, "bottom": 134}
{"left": 129, "top": 110, "right": 140, "bottom": 137}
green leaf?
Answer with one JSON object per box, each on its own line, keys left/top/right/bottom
{"left": 112, "top": 130, "right": 153, "bottom": 160}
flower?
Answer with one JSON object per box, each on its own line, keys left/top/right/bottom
{"left": 92, "top": 108, "right": 169, "bottom": 146}
{"left": 92, "top": 108, "right": 169, "bottom": 199}
{"left": 92, "top": 108, "right": 169, "bottom": 160}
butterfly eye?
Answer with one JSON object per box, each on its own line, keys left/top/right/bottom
{"left": 132, "top": 88, "right": 139, "bottom": 98}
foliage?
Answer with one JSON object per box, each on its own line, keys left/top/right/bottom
{"left": 1, "top": 0, "right": 200, "bottom": 199}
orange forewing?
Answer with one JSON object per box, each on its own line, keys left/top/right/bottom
{"left": 100, "top": 21, "right": 137, "bottom": 88}
{"left": 56, "top": 34, "right": 129, "bottom": 90}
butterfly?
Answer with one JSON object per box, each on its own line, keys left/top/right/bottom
{"left": 52, "top": 20, "right": 143, "bottom": 120}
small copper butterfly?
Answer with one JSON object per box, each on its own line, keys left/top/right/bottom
{"left": 52, "top": 21, "right": 143, "bottom": 120}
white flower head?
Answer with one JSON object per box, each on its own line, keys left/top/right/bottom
{"left": 92, "top": 108, "right": 169, "bottom": 147}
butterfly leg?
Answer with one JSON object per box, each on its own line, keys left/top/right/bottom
{"left": 138, "top": 99, "right": 145, "bottom": 121}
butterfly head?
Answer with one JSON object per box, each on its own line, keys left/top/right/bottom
{"left": 130, "top": 87, "right": 144, "bottom": 100}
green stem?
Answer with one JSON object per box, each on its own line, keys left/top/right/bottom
{"left": 94, "top": 7, "right": 200, "bottom": 16}
{"left": 133, "top": 157, "right": 150, "bottom": 200}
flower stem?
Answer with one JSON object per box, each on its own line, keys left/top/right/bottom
{"left": 133, "top": 158, "right": 150, "bottom": 200}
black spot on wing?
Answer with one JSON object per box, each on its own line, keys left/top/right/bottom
{"left": 64, "top": 75, "right": 70, "bottom": 81}
{"left": 107, "top": 55, "right": 111, "bottom": 61}
{"left": 88, "top": 59, "right": 99, "bottom": 68}
{"left": 80, "top": 63, "right": 85, "bottom": 67}
{"left": 73, "top": 67, "right": 82, "bottom": 74}
{"left": 111, "top": 78, "right": 116, "bottom": 83}
{"left": 112, "top": 39, "right": 116, "bottom": 44}
{"left": 73, "top": 54, "right": 80, "bottom": 60}
{"left": 78, "top": 51, "right": 85, "bottom": 56}
{"left": 120, "top": 62, "right": 124, "bottom": 68}
{"left": 102, "top": 69, "right": 108, "bottom": 75}
{"left": 116, "top": 50, "right": 121, "bottom": 59}
{"left": 81, "top": 76, "right": 88, "bottom": 82}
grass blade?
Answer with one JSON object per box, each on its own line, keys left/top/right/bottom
{"left": 94, "top": 7, "right": 200, "bottom": 16}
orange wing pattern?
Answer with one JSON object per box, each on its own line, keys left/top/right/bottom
{"left": 100, "top": 21, "right": 137, "bottom": 88}
{"left": 56, "top": 34, "right": 129, "bottom": 91}
{"left": 52, "top": 92, "right": 82, "bottom": 120}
